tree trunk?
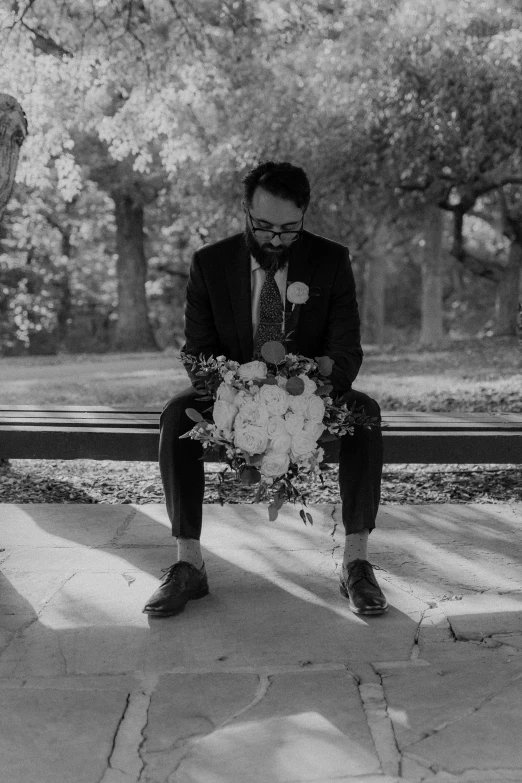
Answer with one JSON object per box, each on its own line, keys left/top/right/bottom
{"left": 362, "top": 252, "right": 386, "bottom": 348}
{"left": 55, "top": 270, "right": 72, "bottom": 345}
{"left": 0, "top": 95, "right": 26, "bottom": 464}
{"left": 0, "top": 94, "right": 27, "bottom": 221}
{"left": 420, "top": 205, "right": 445, "bottom": 346}
{"left": 493, "top": 239, "right": 522, "bottom": 336}
{"left": 112, "top": 191, "right": 158, "bottom": 351}
{"left": 48, "top": 211, "right": 73, "bottom": 346}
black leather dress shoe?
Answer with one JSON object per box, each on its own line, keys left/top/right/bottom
{"left": 340, "top": 559, "right": 388, "bottom": 615}
{"left": 143, "top": 561, "right": 209, "bottom": 617}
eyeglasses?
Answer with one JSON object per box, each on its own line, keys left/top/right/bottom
{"left": 247, "top": 210, "right": 303, "bottom": 243}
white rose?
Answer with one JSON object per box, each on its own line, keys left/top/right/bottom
{"left": 259, "top": 384, "right": 290, "bottom": 416}
{"left": 237, "top": 400, "right": 270, "bottom": 428}
{"left": 235, "top": 400, "right": 256, "bottom": 419}
{"left": 216, "top": 382, "right": 238, "bottom": 404}
{"left": 304, "top": 420, "right": 325, "bottom": 440}
{"left": 235, "top": 402, "right": 269, "bottom": 429}
{"left": 260, "top": 450, "right": 290, "bottom": 478}
{"left": 306, "top": 395, "right": 325, "bottom": 423}
{"left": 287, "top": 281, "right": 309, "bottom": 305}
{"left": 267, "top": 415, "right": 287, "bottom": 438}
{"left": 222, "top": 370, "right": 236, "bottom": 384}
{"left": 238, "top": 360, "right": 268, "bottom": 381}
{"left": 251, "top": 404, "right": 270, "bottom": 427}
{"left": 269, "top": 432, "right": 292, "bottom": 453}
{"left": 213, "top": 400, "right": 238, "bottom": 431}
{"left": 234, "top": 425, "right": 269, "bottom": 455}
{"left": 288, "top": 394, "right": 308, "bottom": 414}
{"left": 291, "top": 431, "right": 319, "bottom": 459}
{"left": 234, "top": 390, "right": 254, "bottom": 408}
{"left": 284, "top": 412, "right": 306, "bottom": 435}
{"left": 299, "top": 373, "right": 317, "bottom": 398}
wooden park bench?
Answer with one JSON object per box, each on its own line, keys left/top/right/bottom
{"left": 1, "top": 406, "right": 522, "bottom": 464}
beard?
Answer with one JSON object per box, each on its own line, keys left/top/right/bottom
{"left": 244, "top": 224, "right": 293, "bottom": 272}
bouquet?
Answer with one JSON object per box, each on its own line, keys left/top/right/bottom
{"left": 180, "top": 340, "right": 379, "bottom": 523}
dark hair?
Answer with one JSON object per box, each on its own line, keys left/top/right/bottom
{"left": 242, "top": 160, "right": 311, "bottom": 210}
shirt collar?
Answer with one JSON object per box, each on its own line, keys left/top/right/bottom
{"left": 250, "top": 256, "right": 288, "bottom": 274}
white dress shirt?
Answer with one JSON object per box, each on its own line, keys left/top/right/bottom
{"left": 250, "top": 257, "right": 288, "bottom": 339}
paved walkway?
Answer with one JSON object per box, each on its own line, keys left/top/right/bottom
{"left": 0, "top": 502, "right": 521, "bottom": 783}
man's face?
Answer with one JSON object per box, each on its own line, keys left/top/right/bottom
{"left": 244, "top": 187, "right": 305, "bottom": 271}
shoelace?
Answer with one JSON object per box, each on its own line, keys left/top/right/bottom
{"left": 345, "top": 561, "right": 386, "bottom": 585}
{"left": 160, "top": 562, "right": 194, "bottom": 584}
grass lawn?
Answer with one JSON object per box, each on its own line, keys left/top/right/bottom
{"left": 0, "top": 336, "right": 520, "bottom": 412}
{"left": 358, "top": 336, "right": 521, "bottom": 413}
{"left": 0, "top": 350, "right": 186, "bottom": 408}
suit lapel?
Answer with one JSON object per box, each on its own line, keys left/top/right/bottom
{"left": 225, "top": 236, "right": 253, "bottom": 361}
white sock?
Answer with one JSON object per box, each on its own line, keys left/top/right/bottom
{"left": 177, "top": 538, "right": 204, "bottom": 570}
{"left": 342, "top": 531, "right": 369, "bottom": 574}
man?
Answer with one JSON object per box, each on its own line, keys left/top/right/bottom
{"left": 143, "top": 161, "right": 387, "bottom": 618}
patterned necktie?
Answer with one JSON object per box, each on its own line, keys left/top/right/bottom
{"left": 255, "top": 269, "right": 284, "bottom": 356}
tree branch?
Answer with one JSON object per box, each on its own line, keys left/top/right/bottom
{"left": 450, "top": 209, "right": 504, "bottom": 283}
{"left": 21, "top": 21, "right": 72, "bottom": 57}
{"left": 153, "top": 265, "right": 189, "bottom": 280}
{"left": 17, "top": 0, "right": 38, "bottom": 25}
{"left": 472, "top": 177, "right": 522, "bottom": 200}
{"left": 167, "top": 0, "right": 208, "bottom": 51}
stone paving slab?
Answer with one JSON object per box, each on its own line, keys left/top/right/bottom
{"left": 0, "top": 502, "right": 521, "bottom": 783}
{"left": 442, "top": 593, "right": 522, "bottom": 639}
{"left": 0, "top": 685, "right": 129, "bottom": 783}
{"left": 379, "top": 656, "right": 522, "bottom": 746}
{"left": 382, "top": 658, "right": 522, "bottom": 777}
{"left": 140, "top": 670, "right": 382, "bottom": 783}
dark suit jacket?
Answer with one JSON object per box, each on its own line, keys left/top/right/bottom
{"left": 182, "top": 230, "right": 363, "bottom": 393}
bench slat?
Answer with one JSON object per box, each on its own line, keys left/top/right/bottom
{"left": 2, "top": 425, "right": 522, "bottom": 463}
{"left": 1, "top": 406, "right": 521, "bottom": 422}
{"left": 0, "top": 403, "right": 159, "bottom": 414}
{"left": 2, "top": 414, "right": 522, "bottom": 431}
{"left": 0, "top": 415, "right": 159, "bottom": 427}
{"left": 0, "top": 411, "right": 159, "bottom": 420}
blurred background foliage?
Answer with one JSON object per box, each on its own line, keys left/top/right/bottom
{"left": 0, "top": 0, "right": 521, "bottom": 355}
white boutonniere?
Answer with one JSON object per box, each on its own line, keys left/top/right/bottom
{"left": 287, "top": 281, "right": 309, "bottom": 310}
